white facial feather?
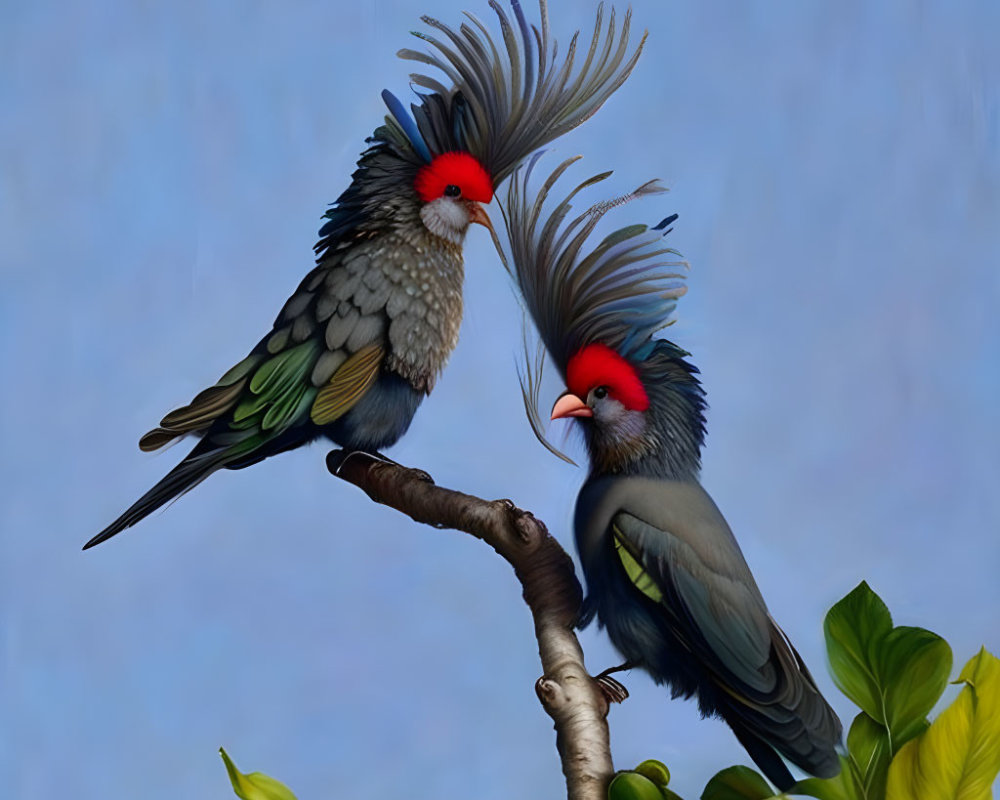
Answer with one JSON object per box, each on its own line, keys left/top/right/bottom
{"left": 420, "top": 197, "right": 470, "bottom": 244}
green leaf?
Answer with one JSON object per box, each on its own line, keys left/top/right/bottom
{"left": 790, "top": 757, "right": 859, "bottom": 800}
{"left": 886, "top": 647, "right": 1000, "bottom": 800}
{"left": 220, "top": 748, "right": 298, "bottom": 800}
{"left": 701, "top": 765, "right": 777, "bottom": 800}
{"left": 877, "top": 625, "right": 952, "bottom": 749}
{"left": 823, "top": 582, "right": 893, "bottom": 721}
{"left": 609, "top": 771, "right": 671, "bottom": 800}
{"left": 845, "top": 712, "right": 890, "bottom": 799}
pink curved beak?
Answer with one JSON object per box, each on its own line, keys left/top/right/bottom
{"left": 551, "top": 393, "right": 593, "bottom": 420}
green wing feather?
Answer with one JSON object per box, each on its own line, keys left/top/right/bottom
{"left": 233, "top": 341, "right": 320, "bottom": 426}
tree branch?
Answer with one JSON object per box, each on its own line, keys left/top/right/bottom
{"left": 326, "top": 450, "right": 616, "bottom": 800}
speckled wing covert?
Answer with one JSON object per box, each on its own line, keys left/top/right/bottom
{"left": 492, "top": 154, "right": 687, "bottom": 460}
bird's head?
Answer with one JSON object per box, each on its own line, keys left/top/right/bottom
{"left": 414, "top": 152, "right": 495, "bottom": 244}
{"left": 550, "top": 343, "right": 658, "bottom": 472}
{"left": 549, "top": 340, "right": 706, "bottom": 477}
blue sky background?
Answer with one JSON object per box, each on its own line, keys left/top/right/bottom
{"left": 2, "top": 0, "right": 999, "bottom": 797}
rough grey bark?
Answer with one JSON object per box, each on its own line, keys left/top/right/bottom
{"left": 326, "top": 450, "right": 616, "bottom": 800}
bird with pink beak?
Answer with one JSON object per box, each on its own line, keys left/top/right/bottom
{"left": 496, "top": 156, "right": 843, "bottom": 792}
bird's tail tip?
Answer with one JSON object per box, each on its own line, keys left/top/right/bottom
{"left": 82, "top": 528, "right": 116, "bottom": 550}
{"left": 82, "top": 446, "right": 227, "bottom": 551}
{"left": 82, "top": 510, "right": 142, "bottom": 550}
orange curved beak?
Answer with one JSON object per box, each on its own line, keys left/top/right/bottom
{"left": 468, "top": 202, "right": 495, "bottom": 233}
{"left": 551, "top": 393, "right": 593, "bottom": 420}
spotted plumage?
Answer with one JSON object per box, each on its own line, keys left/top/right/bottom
{"left": 496, "top": 158, "right": 843, "bottom": 790}
{"left": 87, "top": 0, "right": 646, "bottom": 549}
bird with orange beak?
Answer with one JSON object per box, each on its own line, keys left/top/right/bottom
{"left": 87, "top": 0, "right": 646, "bottom": 549}
{"left": 496, "top": 156, "right": 843, "bottom": 791}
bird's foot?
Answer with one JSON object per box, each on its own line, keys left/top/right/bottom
{"left": 368, "top": 451, "right": 434, "bottom": 484}
{"left": 369, "top": 450, "right": 401, "bottom": 466}
{"left": 594, "top": 673, "right": 629, "bottom": 704}
{"left": 592, "top": 661, "right": 636, "bottom": 704}
{"left": 328, "top": 449, "right": 434, "bottom": 484}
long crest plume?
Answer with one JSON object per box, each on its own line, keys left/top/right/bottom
{"left": 493, "top": 154, "right": 688, "bottom": 461}
{"left": 399, "top": 0, "right": 646, "bottom": 184}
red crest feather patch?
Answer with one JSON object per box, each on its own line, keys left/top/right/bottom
{"left": 566, "top": 343, "right": 649, "bottom": 411}
{"left": 414, "top": 152, "right": 493, "bottom": 203}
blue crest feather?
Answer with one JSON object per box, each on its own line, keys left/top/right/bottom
{"left": 381, "top": 89, "right": 432, "bottom": 163}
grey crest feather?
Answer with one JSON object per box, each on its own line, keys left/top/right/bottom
{"left": 493, "top": 155, "right": 687, "bottom": 458}
{"left": 402, "top": 0, "right": 646, "bottom": 183}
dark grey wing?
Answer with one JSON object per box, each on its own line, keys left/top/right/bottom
{"left": 611, "top": 508, "right": 842, "bottom": 780}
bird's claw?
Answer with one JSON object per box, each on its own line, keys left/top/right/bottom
{"left": 367, "top": 451, "right": 434, "bottom": 483}
{"left": 592, "top": 661, "right": 635, "bottom": 704}
{"left": 594, "top": 673, "right": 629, "bottom": 704}
{"left": 407, "top": 467, "right": 434, "bottom": 484}
{"left": 374, "top": 457, "right": 433, "bottom": 483}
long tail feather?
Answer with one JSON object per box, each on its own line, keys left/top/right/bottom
{"left": 726, "top": 718, "right": 797, "bottom": 792}
{"left": 83, "top": 445, "right": 229, "bottom": 550}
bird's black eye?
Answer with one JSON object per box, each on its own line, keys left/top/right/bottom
{"left": 444, "top": 184, "right": 462, "bottom": 198}
{"left": 593, "top": 386, "right": 609, "bottom": 400}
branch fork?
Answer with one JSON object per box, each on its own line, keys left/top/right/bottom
{"left": 326, "top": 450, "right": 617, "bottom": 800}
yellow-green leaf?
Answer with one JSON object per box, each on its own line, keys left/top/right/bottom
{"left": 609, "top": 771, "right": 670, "bottom": 800}
{"left": 609, "top": 762, "right": 684, "bottom": 800}
{"left": 635, "top": 759, "right": 671, "bottom": 788}
{"left": 886, "top": 648, "right": 1000, "bottom": 800}
{"left": 220, "top": 748, "right": 298, "bottom": 800}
